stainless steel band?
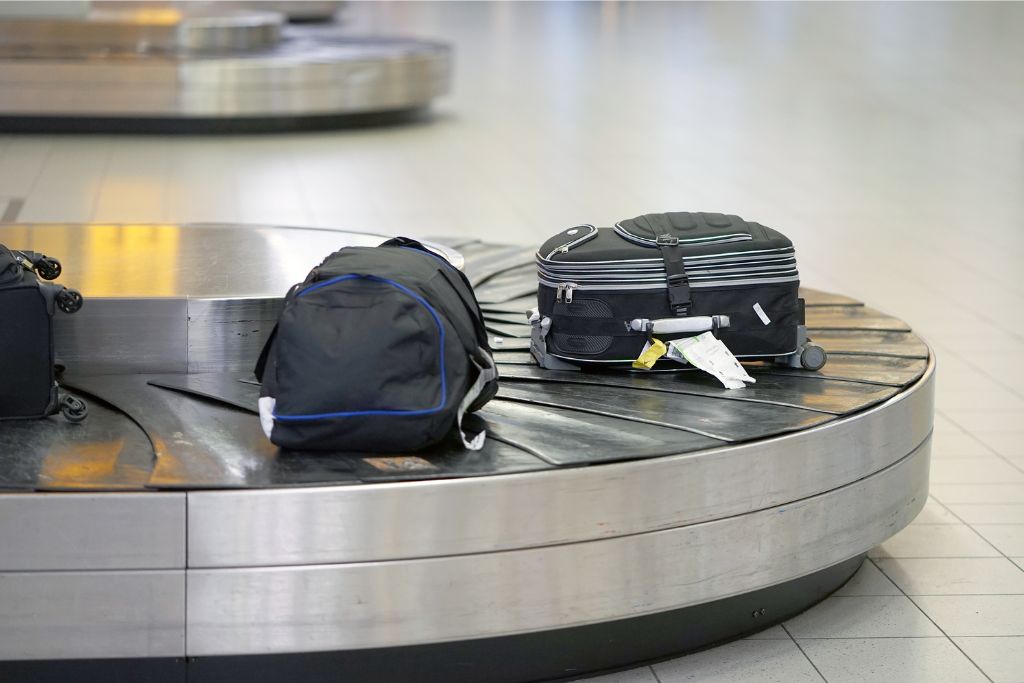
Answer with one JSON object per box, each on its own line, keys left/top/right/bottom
{"left": 0, "top": 355, "right": 933, "bottom": 659}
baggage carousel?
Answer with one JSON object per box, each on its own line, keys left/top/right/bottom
{"left": 0, "top": 223, "right": 934, "bottom": 682}
{"left": 0, "top": 4, "right": 450, "bottom": 132}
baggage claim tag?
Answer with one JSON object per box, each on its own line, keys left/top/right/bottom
{"left": 632, "top": 338, "right": 667, "bottom": 370}
{"left": 668, "top": 332, "right": 756, "bottom": 389}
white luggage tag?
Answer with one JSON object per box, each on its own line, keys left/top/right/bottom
{"left": 668, "top": 332, "right": 756, "bottom": 390}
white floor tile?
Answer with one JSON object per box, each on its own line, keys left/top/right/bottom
{"left": 946, "top": 504, "right": 1024, "bottom": 525}
{"left": 651, "top": 639, "right": 822, "bottom": 683}
{"left": 975, "top": 433, "right": 1024, "bottom": 460}
{"left": 1015, "top": 558, "right": 1024, "bottom": 572}
{"left": 875, "top": 557, "right": 1024, "bottom": 595}
{"left": 911, "top": 498, "right": 960, "bottom": 524}
{"left": 972, "top": 526, "right": 1024, "bottom": 556}
{"left": 743, "top": 624, "right": 791, "bottom": 640}
{"left": 949, "top": 413, "right": 1024, "bottom": 435}
{"left": 784, "top": 596, "right": 941, "bottom": 638}
{"left": 930, "top": 459, "right": 1024, "bottom": 484}
{"left": 569, "top": 666, "right": 658, "bottom": 683}
{"left": 832, "top": 561, "right": 902, "bottom": 597}
{"left": 796, "top": 638, "right": 989, "bottom": 683}
{"left": 930, "top": 484, "right": 1024, "bottom": 505}
{"left": 952, "top": 636, "right": 1024, "bottom": 683}
{"left": 869, "top": 524, "right": 1000, "bottom": 559}
{"left": 929, "top": 432, "right": 997, "bottom": 459}
{"left": 913, "top": 596, "right": 1024, "bottom": 637}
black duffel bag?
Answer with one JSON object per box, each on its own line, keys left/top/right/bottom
{"left": 256, "top": 238, "right": 499, "bottom": 452}
{"left": 0, "top": 245, "right": 87, "bottom": 422}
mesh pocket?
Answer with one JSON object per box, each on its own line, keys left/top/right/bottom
{"left": 561, "top": 298, "right": 612, "bottom": 318}
{"left": 552, "top": 333, "right": 612, "bottom": 355}
{"left": 552, "top": 298, "right": 613, "bottom": 356}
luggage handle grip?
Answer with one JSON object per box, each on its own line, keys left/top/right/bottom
{"left": 628, "top": 315, "right": 730, "bottom": 335}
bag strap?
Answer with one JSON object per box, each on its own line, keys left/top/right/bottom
{"left": 656, "top": 234, "right": 691, "bottom": 316}
{"left": 456, "top": 353, "right": 498, "bottom": 450}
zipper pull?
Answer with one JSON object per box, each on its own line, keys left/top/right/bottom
{"left": 564, "top": 283, "right": 577, "bottom": 303}
{"left": 556, "top": 283, "right": 566, "bottom": 303}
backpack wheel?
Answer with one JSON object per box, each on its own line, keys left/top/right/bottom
{"left": 60, "top": 394, "right": 88, "bottom": 423}
{"left": 800, "top": 343, "right": 827, "bottom": 371}
{"left": 57, "top": 288, "right": 83, "bottom": 314}
{"left": 35, "top": 256, "right": 62, "bottom": 280}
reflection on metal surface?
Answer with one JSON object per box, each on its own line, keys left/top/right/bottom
{"left": 0, "top": 6, "right": 283, "bottom": 54}
{"left": 0, "top": 28, "right": 451, "bottom": 122}
{"left": 83, "top": 225, "right": 181, "bottom": 297}
{"left": 0, "top": 493, "right": 184, "bottom": 570}
{"left": 187, "top": 356, "right": 932, "bottom": 566}
{"left": 0, "top": 391, "right": 154, "bottom": 491}
{"left": 185, "top": 439, "right": 929, "bottom": 655}
{"left": 0, "top": 570, "right": 184, "bottom": 660}
{"left": 0, "top": 223, "right": 388, "bottom": 298}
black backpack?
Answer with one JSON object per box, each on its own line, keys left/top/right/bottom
{"left": 255, "top": 238, "right": 498, "bottom": 452}
{"left": 0, "top": 245, "right": 87, "bottom": 422}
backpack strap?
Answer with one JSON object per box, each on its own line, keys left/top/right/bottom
{"left": 656, "top": 234, "right": 691, "bottom": 316}
{"left": 457, "top": 353, "right": 498, "bottom": 450}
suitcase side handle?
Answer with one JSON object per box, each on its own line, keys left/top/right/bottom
{"left": 628, "top": 315, "right": 730, "bottom": 336}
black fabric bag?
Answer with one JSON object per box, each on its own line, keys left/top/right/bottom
{"left": 0, "top": 245, "right": 87, "bottom": 422}
{"left": 255, "top": 238, "right": 499, "bottom": 452}
{"left": 532, "top": 212, "right": 825, "bottom": 370}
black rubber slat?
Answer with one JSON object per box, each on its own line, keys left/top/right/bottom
{"left": 481, "top": 297, "right": 539, "bottom": 315}
{"left": 483, "top": 312, "right": 532, "bottom": 326}
{"left": 351, "top": 435, "right": 552, "bottom": 481}
{"left": 496, "top": 382, "right": 832, "bottom": 442}
{"left": 752, "top": 355, "right": 928, "bottom": 388}
{"left": 490, "top": 336, "right": 532, "bottom": 351}
{"left": 485, "top": 323, "right": 531, "bottom": 339}
{"left": 475, "top": 282, "right": 539, "bottom": 305}
{"left": 464, "top": 247, "right": 536, "bottom": 287}
{"left": 498, "top": 365, "right": 897, "bottom": 415}
{"left": 800, "top": 288, "right": 864, "bottom": 307}
{"left": 810, "top": 330, "right": 929, "bottom": 359}
{"left": 148, "top": 374, "right": 260, "bottom": 413}
{"left": 806, "top": 306, "right": 912, "bottom": 332}
{"left": 65, "top": 374, "right": 361, "bottom": 490}
{"left": 480, "top": 399, "right": 724, "bottom": 465}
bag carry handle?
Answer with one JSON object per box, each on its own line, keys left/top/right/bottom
{"left": 457, "top": 353, "right": 497, "bottom": 450}
{"left": 628, "top": 315, "right": 730, "bottom": 336}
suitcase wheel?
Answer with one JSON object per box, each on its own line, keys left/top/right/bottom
{"left": 800, "top": 343, "right": 827, "bottom": 371}
{"left": 56, "top": 288, "right": 83, "bottom": 314}
{"left": 60, "top": 394, "right": 88, "bottom": 423}
{"left": 34, "top": 256, "right": 62, "bottom": 281}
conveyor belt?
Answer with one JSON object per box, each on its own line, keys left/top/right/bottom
{"left": 0, "top": 7, "right": 451, "bottom": 132}
{"left": 0, "top": 224, "right": 934, "bottom": 682}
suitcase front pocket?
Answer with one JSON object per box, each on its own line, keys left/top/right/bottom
{"left": 614, "top": 211, "right": 754, "bottom": 247}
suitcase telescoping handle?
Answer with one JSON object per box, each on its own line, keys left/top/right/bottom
{"left": 628, "top": 315, "right": 730, "bottom": 336}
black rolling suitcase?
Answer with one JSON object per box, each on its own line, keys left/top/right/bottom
{"left": 530, "top": 211, "right": 826, "bottom": 371}
{"left": 0, "top": 245, "right": 87, "bottom": 422}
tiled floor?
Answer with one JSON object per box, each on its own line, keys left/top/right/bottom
{"left": 2, "top": 2, "right": 1024, "bottom": 681}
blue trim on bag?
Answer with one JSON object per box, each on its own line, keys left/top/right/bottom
{"left": 273, "top": 274, "right": 447, "bottom": 422}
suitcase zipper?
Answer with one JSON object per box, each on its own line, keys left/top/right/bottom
{"left": 613, "top": 222, "right": 752, "bottom": 247}
{"left": 545, "top": 224, "right": 598, "bottom": 259}
{"left": 555, "top": 282, "right": 579, "bottom": 303}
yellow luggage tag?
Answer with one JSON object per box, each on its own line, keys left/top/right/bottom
{"left": 632, "top": 338, "right": 667, "bottom": 370}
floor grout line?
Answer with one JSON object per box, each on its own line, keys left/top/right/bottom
{"left": 870, "top": 557, "right": 996, "bottom": 683}
{"left": 781, "top": 623, "right": 829, "bottom": 683}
